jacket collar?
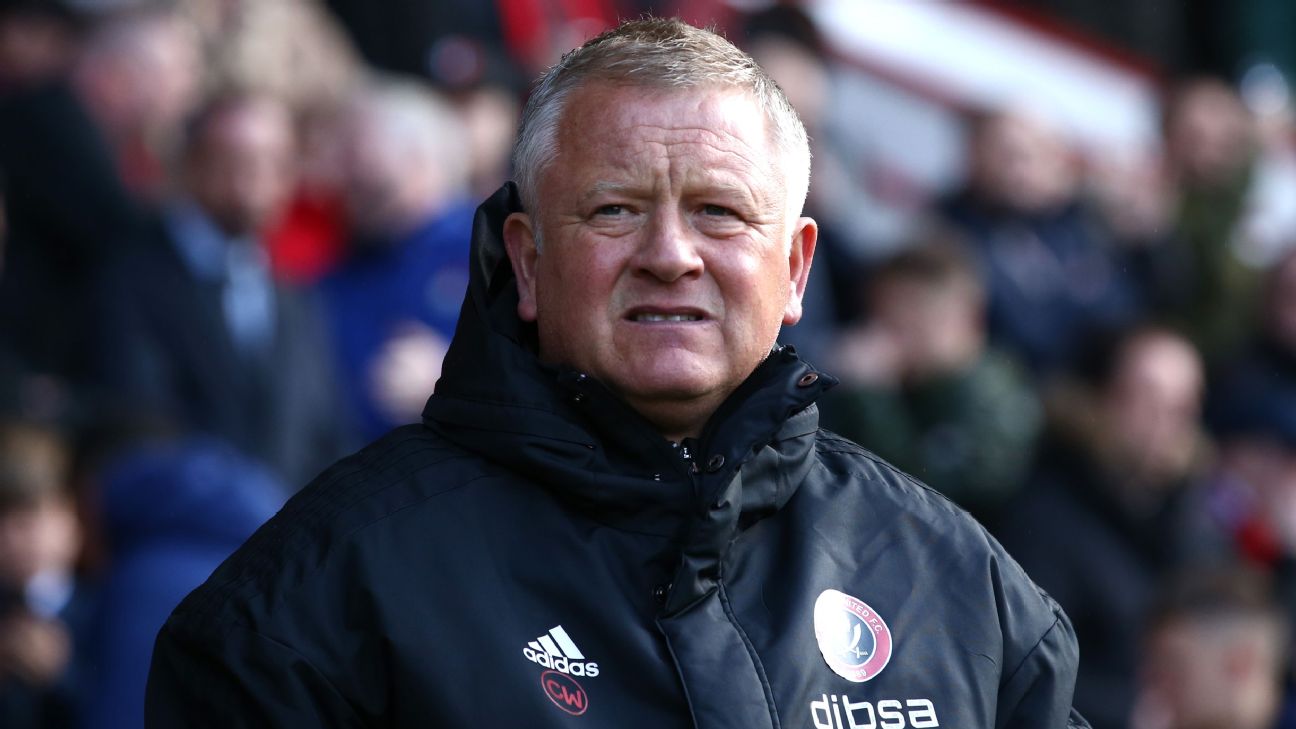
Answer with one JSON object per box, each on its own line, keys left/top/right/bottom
{"left": 422, "top": 183, "right": 835, "bottom": 538}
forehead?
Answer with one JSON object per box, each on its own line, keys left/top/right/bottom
{"left": 550, "top": 83, "right": 780, "bottom": 183}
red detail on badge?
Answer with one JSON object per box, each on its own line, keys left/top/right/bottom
{"left": 542, "top": 670, "right": 589, "bottom": 716}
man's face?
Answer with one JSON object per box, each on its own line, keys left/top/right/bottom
{"left": 868, "top": 277, "right": 983, "bottom": 379}
{"left": 188, "top": 100, "right": 296, "bottom": 238}
{"left": 504, "top": 83, "right": 815, "bottom": 439}
{"left": 1104, "top": 334, "right": 1202, "bottom": 483}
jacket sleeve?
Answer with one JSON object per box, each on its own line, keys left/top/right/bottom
{"left": 995, "top": 611, "right": 1092, "bottom": 729}
{"left": 145, "top": 617, "right": 363, "bottom": 729}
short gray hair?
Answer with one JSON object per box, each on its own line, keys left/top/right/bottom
{"left": 512, "top": 18, "right": 811, "bottom": 223}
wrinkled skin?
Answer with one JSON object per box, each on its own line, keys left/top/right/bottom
{"left": 504, "top": 83, "right": 816, "bottom": 440}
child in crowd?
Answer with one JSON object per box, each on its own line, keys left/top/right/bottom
{"left": 0, "top": 421, "right": 90, "bottom": 728}
{"left": 1134, "top": 568, "right": 1294, "bottom": 729}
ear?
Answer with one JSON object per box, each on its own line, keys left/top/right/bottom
{"left": 503, "top": 212, "right": 540, "bottom": 322}
{"left": 782, "top": 216, "right": 818, "bottom": 325}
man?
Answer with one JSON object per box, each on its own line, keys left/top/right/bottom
{"left": 938, "top": 107, "right": 1140, "bottom": 376}
{"left": 146, "top": 19, "right": 1088, "bottom": 728}
{"left": 319, "top": 78, "right": 476, "bottom": 438}
{"left": 821, "top": 238, "right": 1041, "bottom": 527}
{"left": 998, "top": 327, "right": 1223, "bottom": 729}
{"left": 94, "top": 92, "right": 353, "bottom": 487}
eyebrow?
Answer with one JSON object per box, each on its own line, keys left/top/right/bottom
{"left": 578, "top": 179, "right": 771, "bottom": 210}
{"left": 695, "top": 181, "right": 762, "bottom": 205}
{"left": 577, "top": 181, "right": 643, "bottom": 205}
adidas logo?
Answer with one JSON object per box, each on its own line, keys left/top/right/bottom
{"left": 523, "top": 625, "right": 600, "bottom": 677}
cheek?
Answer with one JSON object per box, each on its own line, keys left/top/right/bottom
{"left": 749, "top": 257, "right": 794, "bottom": 317}
{"left": 533, "top": 249, "right": 622, "bottom": 344}
{"left": 721, "top": 258, "right": 791, "bottom": 346}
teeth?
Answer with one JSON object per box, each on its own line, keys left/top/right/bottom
{"left": 635, "top": 313, "right": 701, "bottom": 322}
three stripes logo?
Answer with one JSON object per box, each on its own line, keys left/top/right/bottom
{"left": 523, "top": 625, "right": 600, "bottom": 677}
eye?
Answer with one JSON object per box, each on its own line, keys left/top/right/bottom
{"left": 701, "top": 204, "right": 736, "bottom": 217}
{"left": 594, "top": 204, "right": 627, "bottom": 216}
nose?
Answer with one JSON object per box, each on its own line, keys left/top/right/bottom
{"left": 631, "top": 208, "right": 704, "bottom": 283}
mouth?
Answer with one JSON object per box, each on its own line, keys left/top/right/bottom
{"left": 631, "top": 313, "right": 704, "bottom": 323}
{"left": 624, "top": 307, "right": 709, "bottom": 323}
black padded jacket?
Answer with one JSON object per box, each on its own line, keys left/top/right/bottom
{"left": 145, "top": 184, "right": 1090, "bottom": 729}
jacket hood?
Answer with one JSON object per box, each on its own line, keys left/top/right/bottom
{"left": 423, "top": 183, "right": 836, "bottom": 539}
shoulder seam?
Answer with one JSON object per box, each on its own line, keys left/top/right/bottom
{"left": 1000, "top": 614, "right": 1065, "bottom": 689}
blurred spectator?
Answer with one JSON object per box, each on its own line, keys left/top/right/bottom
{"left": 70, "top": 6, "right": 203, "bottom": 201}
{"left": 93, "top": 91, "right": 354, "bottom": 486}
{"left": 998, "top": 326, "right": 1224, "bottom": 729}
{"left": 1133, "top": 567, "right": 1293, "bottom": 729}
{"left": 81, "top": 437, "right": 282, "bottom": 729}
{"left": 0, "top": 7, "right": 151, "bottom": 395}
{"left": 0, "top": 422, "right": 92, "bottom": 729}
{"left": 1212, "top": 249, "right": 1296, "bottom": 430}
{"left": 262, "top": 102, "right": 351, "bottom": 284}
{"left": 1239, "top": 63, "right": 1296, "bottom": 268}
{"left": 427, "top": 38, "right": 522, "bottom": 200}
{"left": 1207, "top": 305, "right": 1296, "bottom": 626}
{"left": 0, "top": 1, "right": 77, "bottom": 88}
{"left": 318, "top": 79, "right": 474, "bottom": 438}
{"left": 210, "top": 0, "right": 365, "bottom": 283}
{"left": 211, "top": 0, "right": 360, "bottom": 114}
{"left": 0, "top": 169, "right": 74, "bottom": 426}
{"left": 820, "top": 238, "right": 1040, "bottom": 525}
{"left": 1150, "top": 77, "right": 1266, "bottom": 358}
{"left": 939, "top": 107, "right": 1140, "bottom": 377}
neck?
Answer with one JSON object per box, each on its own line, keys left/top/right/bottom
{"left": 623, "top": 393, "right": 718, "bottom": 445}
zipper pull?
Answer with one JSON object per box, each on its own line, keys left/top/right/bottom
{"left": 679, "top": 438, "right": 701, "bottom": 474}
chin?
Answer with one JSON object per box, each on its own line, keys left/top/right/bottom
{"left": 612, "top": 371, "right": 743, "bottom": 419}
{"left": 638, "top": 348, "right": 725, "bottom": 383}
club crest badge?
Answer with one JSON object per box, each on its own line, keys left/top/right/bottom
{"left": 814, "top": 588, "right": 894, "bottom": 683}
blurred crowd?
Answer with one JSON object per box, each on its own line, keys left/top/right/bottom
{"left": 0, "top": 0, "right": 1295, "bottom": 727}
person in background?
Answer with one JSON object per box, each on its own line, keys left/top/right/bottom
{"left": 0, "top": 5, "right": 166, "bottom": 397}
{"left": 1133, "top": 568, "right": 1295, "bottom": 729}
{"left": 220, "top": 0, "right": 366, "bottom": 284}
{"left": 94, "top": 91, "right": 353, "bottom": 487}
{"left": 0, "top": 421, "right": 92, "bottom": 729}
{"left": 425, "top": 38, "right": 524, "bottom": 200}
{"left": 318, "top": 78, "right": 475, "bottom": 438}
{"left": 81, "top": 436, "right": 283, "bottom": 729}
{"left": 820, "top": 237, "right": 1040, "bottom": 526}
{"left": 69, "top": 5, "right": 203, "bottom": 202}
{"left": 1206, "top": 359, "right": 1296, "bottom": 630}
{"left": 1207, "top": 250, "right": 1296, "bottom": 604}
{"left": 998, "top": 326, "right": 1225, "bottom": 729}
{"left": 1213, "top": 247, "right": 1296, "bottom": 417}
{"left": 0, "top": 0, "right": 77, "bottom": 88}
{"left": 1151, "top": 78, "right": 1265, "bottom": 359}
{"left": 939, "top": 107, "right": 1140, "bottom": 378}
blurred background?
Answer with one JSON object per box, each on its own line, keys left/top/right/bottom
{"left": 0, "top": 0, "right": 1294, "bottom": 727}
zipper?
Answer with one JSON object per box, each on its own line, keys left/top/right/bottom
{"left": 676, "top": 437, "right": 702, "bottom": 477}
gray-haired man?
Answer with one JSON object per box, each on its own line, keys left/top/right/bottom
{"left": 147, "top": 18, "right": 1089, "bottom": 728}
